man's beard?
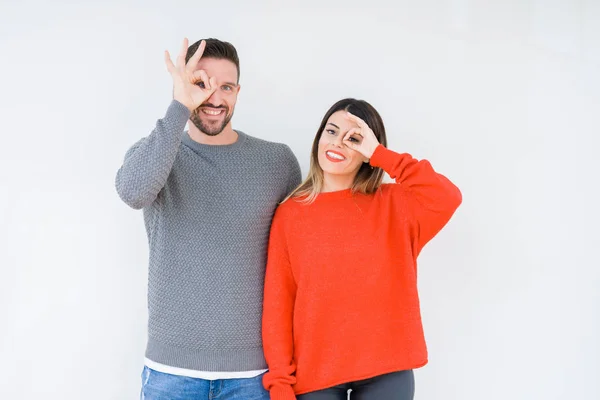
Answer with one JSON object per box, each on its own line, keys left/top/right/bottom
{"left": 190, "top": 105, "right": 233, "bottom": 136}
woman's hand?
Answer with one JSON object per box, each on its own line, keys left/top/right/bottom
{"left": 342, "top": 112, "right": 381, "bottom": 160}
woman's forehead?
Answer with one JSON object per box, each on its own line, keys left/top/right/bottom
{"left": 327, "top": 111, "right": 359, "bottom": 130}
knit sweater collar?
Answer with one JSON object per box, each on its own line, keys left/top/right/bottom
{"left": 182, "top": 129, "right": 248, "bottom": 154}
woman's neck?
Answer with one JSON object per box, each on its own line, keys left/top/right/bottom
{"left": 322, "top": 173, "right": 355, "bottom": 193}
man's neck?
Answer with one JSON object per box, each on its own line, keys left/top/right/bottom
{"left": 188, "top": 124, "right": 238, "bottom": 145}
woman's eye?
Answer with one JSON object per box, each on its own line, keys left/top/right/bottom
{"left": 326, "top": 129, "right": 336, "bottom": 135}
{"left": 197, "top": 81, "right": 206, "bottom": 89}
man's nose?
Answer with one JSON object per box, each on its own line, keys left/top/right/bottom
{"left": 206, "top": 90, "right": 223, "bottom": 106}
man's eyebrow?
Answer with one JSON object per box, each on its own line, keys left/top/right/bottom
{"left": 223, "top": 82, "right": 238, "bottom": 87}
{"left": 327, "top": 123, "right": 340, "bottom": 129}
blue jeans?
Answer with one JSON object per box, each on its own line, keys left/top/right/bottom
{"left": 140, "top": 366, "right": 269, "bottom": 400}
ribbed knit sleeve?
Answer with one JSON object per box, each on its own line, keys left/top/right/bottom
{"left": 115, "top": 100, "right": 190, "bottom": 209}
{"left": 262, "top": 207, "right": 298, "bottom": 400}
{"left": 370, "top": 144, "right": 462, "bottom": 251}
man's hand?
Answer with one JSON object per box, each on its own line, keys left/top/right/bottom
{"left": 164, "top": 38, "right": 216, "bottom": 112}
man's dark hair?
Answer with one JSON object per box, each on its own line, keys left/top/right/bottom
{"left": 186, "top": 38, "right": 240, "bottom": 82}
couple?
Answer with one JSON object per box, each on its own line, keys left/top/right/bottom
{"left": 115, "top": 37, "right": 462, "bottom": 400}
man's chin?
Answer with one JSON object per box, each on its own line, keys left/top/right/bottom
{"left": 206, "top": 121, "right": 228, "bottom": 135}
{"left": 191, "top": 118, "right": 226, "bottom": 136}
{"left": 204, "top": 129, "right": 224, "bottom": 136}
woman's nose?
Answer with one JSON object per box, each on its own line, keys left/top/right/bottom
{"left": 332, "top": 134, "right": 344, "bottom": 147}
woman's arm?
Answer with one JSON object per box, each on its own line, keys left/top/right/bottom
{"left": 262, "top": 208, "right": 298, "bottom": 400}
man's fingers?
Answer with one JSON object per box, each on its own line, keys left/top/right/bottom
{"left": 191, "top": 69, "right": 208, "bottom": 86}
{"left": 191, "top": 70, "right": 217, "bottom": 94}
{"left": 176, "top": 38, "right": 189, "bottom": 70}
{"left": 179, "top": 38, "right": 189, "bottom": 59}
{"left": 164, "top": 50, "right": 176, "bottom": 74}
{"left": 191, "top": 69, "right": 204, "bottom": 83}
{"left": 186, "top": 40, "right": 206, "bottom": 73}
{"left": 199, "top": 70, "right": 211, "bottom": 89}
{"left": 208, "top": 76, "right": 217, "bottom": 91}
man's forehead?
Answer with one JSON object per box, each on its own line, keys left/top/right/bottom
{"left": 195, "top": 57, "right": 238, "bottom": 81}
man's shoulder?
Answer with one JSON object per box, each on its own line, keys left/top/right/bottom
{"left": 239, "top": 131, "right": 297, "bottom": 163}
{"left": 241, "top": 131, "right": 292, "bottom": 152}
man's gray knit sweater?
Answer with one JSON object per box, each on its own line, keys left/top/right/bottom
{"left": 115, "top": 100, "right": 302, "bottom": 371}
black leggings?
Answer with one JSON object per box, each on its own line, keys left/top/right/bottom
{"left": 297, "top": 370, "right": 414, "bottom": 400}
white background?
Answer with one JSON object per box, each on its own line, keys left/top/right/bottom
{"left": 1, "top": 0, "right": 599, "bottom": 399}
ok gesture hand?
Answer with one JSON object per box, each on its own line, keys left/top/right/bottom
{"left": 164, "top": 38, "right": 217, "bottom": 112}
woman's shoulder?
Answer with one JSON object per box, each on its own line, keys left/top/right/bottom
{"left": 371, "top": 182, "right": 411, "bottom": 204}
{"left": 276, "top": 196, "right": 307, "bottom": 215}
{"left": 270, "top": 197, "right": 308, "bottom": 232}
{"left": 377, "top": 182, "right": 404, "bottom": 195}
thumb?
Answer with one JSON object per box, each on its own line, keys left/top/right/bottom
{"left": 342, "top": 137, "right": 361, "bottom": 153}
{"left": 343, "top": 129, "right": 364, "bottom": 153}
{"left": 207, "top": 76, "right": 218, "bottom": 93}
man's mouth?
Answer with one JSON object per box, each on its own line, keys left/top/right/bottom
{"left": 200, "top": 107, "right": 226, "bottom": 117}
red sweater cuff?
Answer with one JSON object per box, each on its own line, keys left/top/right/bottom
{"left": 370, "top": 144, "right": 407, "bottom": 171}
{"left": 270, "top": 384, "right": 296, "bottom": 400}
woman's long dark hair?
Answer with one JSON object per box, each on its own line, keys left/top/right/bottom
{"left": 286, "top": 98, "right": 388, "bottom": 203}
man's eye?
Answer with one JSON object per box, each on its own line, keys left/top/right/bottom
{"left": 197, "top": 81, "right": 206, "bottom": 89}
{"left": 222, "top": 86, "right": 232, "bottom": 91}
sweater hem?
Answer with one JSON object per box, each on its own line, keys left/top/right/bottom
{"left": 293, "top": 359, "right": 428, "bottom": 396}
{"left": 145, "top": 337, "right": 268, "bottom": 372}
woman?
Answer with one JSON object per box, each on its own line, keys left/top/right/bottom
{"left": 262, "top": 98, "right": 462, "bottom": 399}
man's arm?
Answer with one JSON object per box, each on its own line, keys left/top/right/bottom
{"left": 282, "top": 144, "right": 302, "bottom": 199}
{"left": 114, "top": 38, "right": 218, "bottom": 209}
{"left": 115, "top": 101, "right": 190, "bottom": 209}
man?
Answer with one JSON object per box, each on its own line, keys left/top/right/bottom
{"left": 115, "top": 37, "right": 302, "bottom": 399}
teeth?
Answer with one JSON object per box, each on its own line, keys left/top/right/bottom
{"left": 327, "top": 151, "right": 345, "bottom": 160}
{"left": 202, "top": 109, "right": 222, "bottom": 115}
